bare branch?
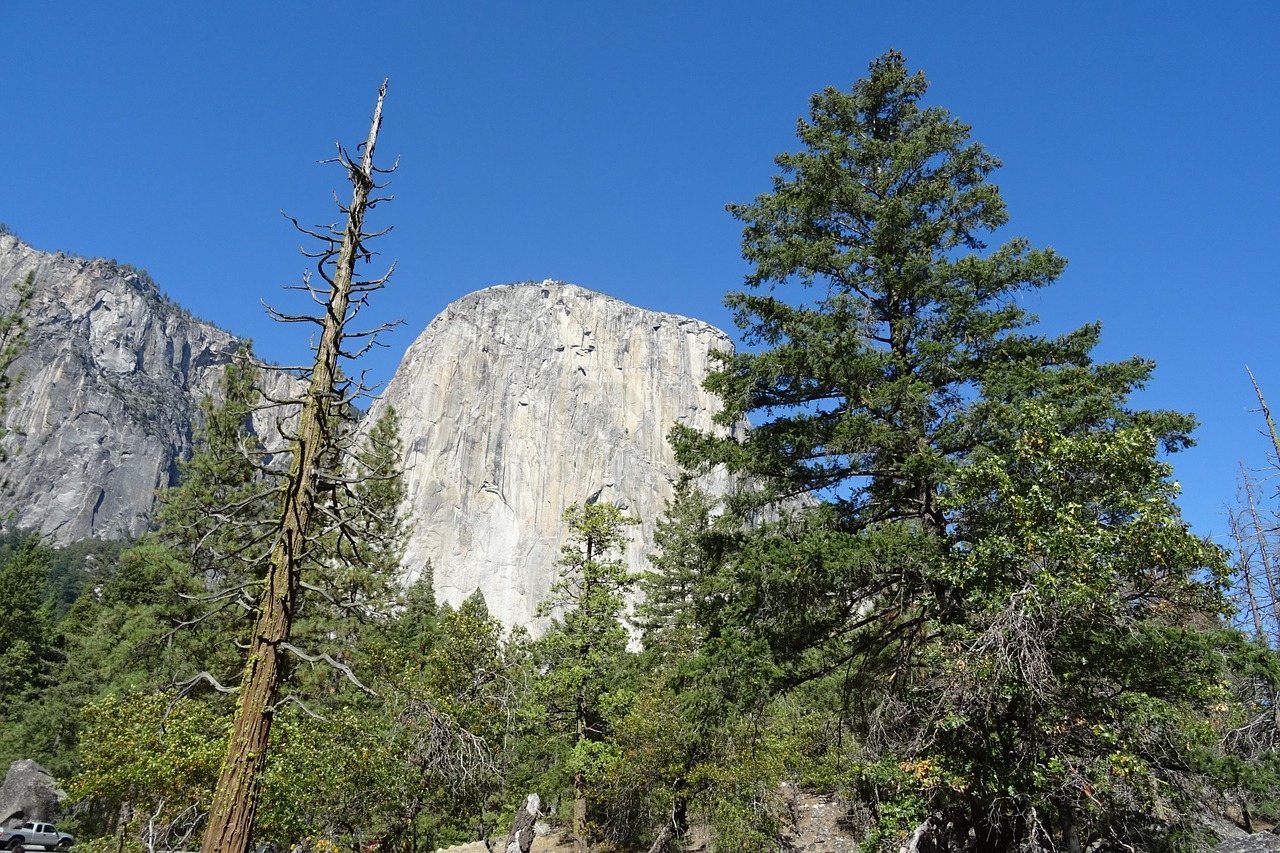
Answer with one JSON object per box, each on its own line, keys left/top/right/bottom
{"left": 175, "top": 671, "right": 240, "bottom": 695}
{"left": 273, "top": 693, "right": 329, "bottom": 722}
{"left": 279, "top": 642, "right": 378, "bottom": 696}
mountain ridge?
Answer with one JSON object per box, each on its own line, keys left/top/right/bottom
{"left": 0, "top": 239, "right": 737, "bottom": 628}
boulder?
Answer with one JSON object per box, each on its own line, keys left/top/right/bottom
{"left": 0, "top": 759, "right": 65, "bottom": 826}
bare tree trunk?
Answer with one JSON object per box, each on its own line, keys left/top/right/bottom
{"left": 504, "top": 794, "right": 540, "bottom": 853}
{"left": 1242, "top": 475, "right": 1280, "bottom": 647}
{"left": 573, "top": 693, "right": 588, "bottom": 853}
{"left": 644, "top": 824, "right": 673, "bottom": 853}
{"left": 200, "top": 83, "right": 388, "bottom": 853}
{"left": 1228, "top": 488, "right": 1268, "bottom": 641}
{"left": 1061, "top": 813, "right": 1081, "bottom": 853}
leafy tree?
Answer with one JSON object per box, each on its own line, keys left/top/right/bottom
{"left": 665, "top": 51, "right": 1229, "bottom": 851}
{"left": 259, "top": 578, "right": 520, "bottom": 852}
{"left": 0, "top": 541, "right": 207, "bottom": 778}
{"left": 386, "top": 593, "right": 521, "bottom": 849}
{"left": 859, "top": 405, "right": 1229, "bottom": 851}
{"left": 69, "top": 692, "right": 228, "bottom": 850}
{"left": 534, "top": 502, "right": 638, "bottom": 852}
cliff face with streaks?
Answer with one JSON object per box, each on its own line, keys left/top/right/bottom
{"left": 0, "top": 235, "right": 291, "bottom": 542}
{"left": 0, "top": 238, "right": 739, "bottom": 629}
{"left": 371, "top": 282, "right": 739, "bottom": 628}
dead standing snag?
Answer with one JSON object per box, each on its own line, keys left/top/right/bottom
{"left": 200, "top": 81, "right": 395, "bottom": 853}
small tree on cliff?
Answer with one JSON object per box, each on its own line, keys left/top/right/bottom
{"left": 0, "top": 270, "right": 34, "bottom": 465}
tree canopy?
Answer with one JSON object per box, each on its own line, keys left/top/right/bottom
{"left": 659, "top": 49, "right": 1232, "bottom": 852}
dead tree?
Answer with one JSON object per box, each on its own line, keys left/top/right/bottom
{"left": 200, "top": 81, "right": 397, "bottom": 853}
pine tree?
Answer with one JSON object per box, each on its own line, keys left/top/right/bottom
{"left": 0, "top": 536, "right": 54, "bottom": 719}
{"left": 536, "top": 503, "right": 637, "bottom": 853}
{"left": 156, "top": 345, "right": 276, "bottom": 589}
{"left": 291, "top": 406, "right": 409, "bottom": 702}
{"left": 664, "top": 51, "right": 1230, "bottom": 852}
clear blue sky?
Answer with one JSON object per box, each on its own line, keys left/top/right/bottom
{"left": 3, "top": 2, "right": 1277, "bottom": 546}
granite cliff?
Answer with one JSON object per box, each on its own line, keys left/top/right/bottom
{"left": 0, "top": 234, "right": 738, "bottom": 628}
{"left": 371, "top": 282, "right": 739, "bottom": 628}
{"left": 0, "top": 235, "right": 291, "bottom": 542}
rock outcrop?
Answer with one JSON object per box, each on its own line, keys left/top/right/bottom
{"left": 0, "top": 759, "right": 64, "bottom": 826}
{"left": 0, "top": 236, "right": 741, "bottom": 631}
{"left": 373, "top": 282, "right": 739, "bottom": 629}
{"left": 0, "top": 235, "right": 291, "bottom": 543}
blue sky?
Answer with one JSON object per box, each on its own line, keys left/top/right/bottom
{"left": 3, "top": 2, "right": 1277, "bottom": 545}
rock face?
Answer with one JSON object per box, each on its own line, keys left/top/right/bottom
{"left": 0, "top": 759, "right": 64, "bottom": 825}
{"left": 0, "top": 237, "right": 739, "bottom": 631}
{"left": 0, "top": 235, "right": 290, "bottom": 543}
{"left": 373, "top": 282, "right": 739, "bottom": 629}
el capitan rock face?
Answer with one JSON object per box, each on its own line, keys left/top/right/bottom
{"left": 0, "top": 236, "right": 738, "bottom": 630}
{"left": 372, "top": 282, "right": 739, "bottom": 628}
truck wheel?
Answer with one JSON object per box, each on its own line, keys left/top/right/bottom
{"left": 57, "top": 841, "right": 73, "bottom": 850}
{"left": 7, "top": 837, "right": 25, "bottom": 850}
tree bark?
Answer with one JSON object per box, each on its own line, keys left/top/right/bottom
{"left": 644, "top": 824, "right": 672, "bottom": 853}
{"left": 573, "top": 693, "right": 588, "bottom": 853}
{"left": 199, "top": 82, "right": 387, "bottom": 853}
{"left": 504, "top": 793, "right": 540, "bottom": 853}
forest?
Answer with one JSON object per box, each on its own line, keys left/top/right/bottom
{"left": 3, "top": 52, "right": 1280, "bottom": 853}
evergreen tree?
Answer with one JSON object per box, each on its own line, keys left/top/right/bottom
{"left": 664, "top": 51, "right": 1230, "bottom": 852}
{"left": 0, "top": 536, "right": 55, "bottom": 720}
{"left": 0, "top": 270, "right": 33, "bottom": 463}
{"left": 535, "top": 502, "right": 638, "bottom": 853}
{"left": 156, "top": 345, "right": 276, "bottom": 589}
{"left": 290, "top": 407, "right": 409, "bottom": 704}
{"left": 389, "top": 563, "right": 439, "bottom": 656}
{"left": 148, "top": 348, "right": 279, "bottom": 692}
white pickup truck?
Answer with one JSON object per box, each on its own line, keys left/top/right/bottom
{"left": 0, "top": 822, "right": 75, "bottom": 850}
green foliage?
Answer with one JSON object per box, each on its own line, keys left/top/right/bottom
{"left": 0, "top": 533, "right": 134, "bottom": 775}
{"left": 156, "top": 346, "right": 276, "bottom": 588}
{"left": 660, "top": 51, "right": 1231, "bottom": 852}
{"left": 850, "top": 406, "right": 1230, "bottom": 850}
{"left": 0, "top": 270, "right": 34, "bottom": 462}
{"left": 289, "top": 406, "right": 409, "bottom": 703}
{"left": 536, "top": 504, "right": 638, "bottom": 738}
{"left": 46, "top": 538, "right": 127, "bottom": 618}
{"left": 4, "top": 52, "right": 1265, "bottom": 853}
{"left": 69, "top": 692, "right": 228, "bottom": 848}
{"left": 0, "top": 535, "right": 55, "bottom": 718}
{"left": 283, "top": 580, "right": 524, "bottom": 851}
{"left": 0, "top": 541, "right": 211, "bottom": 777}
{"left": 389, "top": 564, "right": 439, "bottom": 655}
{"left": 532, "top": 503, "right": 638, "bottom": 844}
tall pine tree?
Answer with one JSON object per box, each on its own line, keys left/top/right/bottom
{"left": 664, "top": 51, "right": 1230, "bottom": 852}
{"left": 536, "top": 503, "right": 638, "bottom": 853}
